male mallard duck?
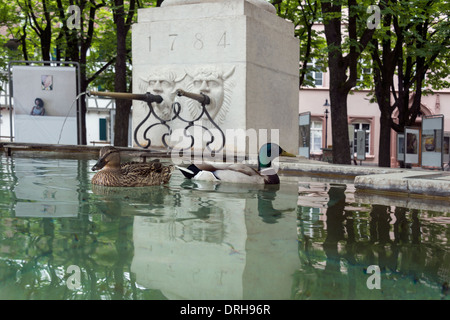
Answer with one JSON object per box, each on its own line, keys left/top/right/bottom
{"left": 91, "top": 146, "right": 173, "bottom": 187}
{"left": 177, "top": 143, "right": 296, "bottom": 185}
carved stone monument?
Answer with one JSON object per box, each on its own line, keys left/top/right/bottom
{"left": 132, "top": 0, "right": 299, "bottom": 155}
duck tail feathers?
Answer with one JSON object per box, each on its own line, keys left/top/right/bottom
{"left": 176, "top": 164, "right": 201, "bottom": 179}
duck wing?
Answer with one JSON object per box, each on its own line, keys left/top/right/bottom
{"left": 196, "top": 163, "right": 265, "bottom": 184}
{"left": 222, "top": 164, "right": 260, "bottom": 176}
{"left": 197, "top": 163, "right": 260, "bottom": 177}
{"left": 121, "top": 162, "right": 173, "bottom": 186}
{"left": 122, "top": 161, "right": 172, "bottom": 177}
{"left": 177, "top": 163, "right": 263, "bottom": 184}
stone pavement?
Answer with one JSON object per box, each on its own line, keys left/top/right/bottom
{"left": 279, "top": 156, "right": 450, "bottom": 199}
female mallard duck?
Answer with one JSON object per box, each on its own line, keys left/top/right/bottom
{"left": 91, "top": 146, "right": 173, "bottom": 187}
{"left": 177, "top": 143, "right": 295, "bottom": 185}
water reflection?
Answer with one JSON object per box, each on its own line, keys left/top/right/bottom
{"left": 130, "top": 176, "right": 299, "bottom": 300}
{"left": 0, "top": 156, "right": 300, "bottom": 299}
{"left": 1, "top": 156, "right": 450, "bottom": 299}
{"left": 0, "top": 156, "right": 162, "bottom": 299}
{"left": 296, "top": 183, "right": 450, "bottom": 300}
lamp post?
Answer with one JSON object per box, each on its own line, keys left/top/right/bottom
{"left": 324, "top": 99, "right": 330, "bottom": 148}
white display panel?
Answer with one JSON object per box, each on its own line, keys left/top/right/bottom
{"left": 298, "top": 112, "right": 310, "bottom": 158}
{"left": 356, "top": 130, "right": 366, "bottom": 161}
{"left": 397, "top": 133, "right": 405, "bottom": 162}
{"left": 12, "top": 65, "right": 78, "bottom": 144}
{"left": 405, "top": 127, "right": 420, "bottom": 165}
{"left": 421, "top": 115, "right": 444, "bottom": 169}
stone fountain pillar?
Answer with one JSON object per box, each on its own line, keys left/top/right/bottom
{"left": 132, "top": 0, "right": 299, "bottom": 156}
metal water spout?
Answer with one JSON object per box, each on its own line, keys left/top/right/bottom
{"left": 176, "top": 89, "right": 210, "bottom": 105}
{"left": 88, "top": 90, "right": 163, "bottom": 104}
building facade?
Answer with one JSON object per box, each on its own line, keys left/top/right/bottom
{"left": 299, "top": 69, "right": 450, "bottom": 167}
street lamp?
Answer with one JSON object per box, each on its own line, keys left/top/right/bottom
{"left": 323, "top": 99, "right": 330, "bottom": 148}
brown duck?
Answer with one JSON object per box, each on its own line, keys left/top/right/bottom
{"left": 91, "top": 146, "right": 173, "bottom": 187}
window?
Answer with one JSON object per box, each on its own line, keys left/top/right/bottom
{"left": 353, "top": 123, "right": 371, "bottom": 154}
{"left": 305, "top": 59, "right": 323, "bottom": 87}
{"left": 99, "top": 118, "right": 107, "bottom": 141}
{"left": 355, "top": 57, "right": 372, "bottom": 89}
{"left": 356, "top": 67, "right": 372, "bottom": 89}
{"left": 310, "top": 121, "right": 323, "bottom": 153}
{"left": 362, "top": 67, "right": 372, "bottom": 75}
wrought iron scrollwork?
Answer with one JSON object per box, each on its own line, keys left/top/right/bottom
{"left": 88, "top": 90, "right": 226, "bottom": 154}
{"left": 172, "top": 89, "right": 226, "bottom": 155}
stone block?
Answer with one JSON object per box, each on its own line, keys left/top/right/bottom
{"left": 131, "top": 0, "right": 299, "bottom": 156}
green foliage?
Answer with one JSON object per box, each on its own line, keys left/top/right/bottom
{"left": 271, "top": 0, "right": 449, "bottom": 98}
{"left": 371, "top": 0, "right": 449, "bottom": 90}
{"left": 2, "top": 0, "right": 448, "bottom": 96}
{"left": 272, "top": 0, "right": 328, "bottom": 87}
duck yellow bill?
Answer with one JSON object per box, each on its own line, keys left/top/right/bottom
{"left": 280, "top": 150, "right": 296, "bottom": 157}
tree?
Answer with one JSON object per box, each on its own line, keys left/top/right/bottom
{"left": 57, "top": 0, "right": 108, "bottom": 144}
{"left": 0, "top": 2, "right": 27, "bottom": 89}
{"left": 110, "top": 0, "right": 166, "bottom": 147}
{"left": 320, "top": 0, "right": 378, "bottom": 164}
{"left": 111, "top": 0, "right": 136, "bottom": 147}
{"left": 370, "top": 0, "right": 450, "bottom": 167}
{"left": 111, "top": 0, "right": 165, "bottom": 147}
{"left": 22, "top": 0, "right": 54, "bottom": 63}
{"left": 272, "top": 0, "right": 327, "bottom": 88}
{"left": 368, "top": 0, "right": 402, "bottom": 167}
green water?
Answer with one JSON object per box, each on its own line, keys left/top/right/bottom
{"left": 0, "top": 155, "right": 449, "bottom": 300}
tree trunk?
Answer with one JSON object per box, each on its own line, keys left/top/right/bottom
{"left": 79, "top": 56, "right": 88, "bottom": 145}
{"left": 113, "top": 0, "right": 132, "bottom": 147}
{"left": 378, "top": 111, "right": 392, "bottom": 167}
{"left": 321, "top": 3, "right": 349, "bottom": 165}
{"left": 320, "top": 1, "right": 376, "bottom": 165}
{"left": 329, "top": 81, "right": 351, "bottom": 165}
{"left": 325, "top": 30, "right": 351, "bottom": 165}
{"left": 375, "top": 79, "right": 394, "bottom": 167}
{"left": 372, "top": 43, "right": 395, "bottom": 167}
{"left": 41, "top": 38, "right": 51, "bottom": 62}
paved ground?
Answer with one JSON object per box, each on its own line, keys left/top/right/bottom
{"left": 279, "top": 155, "right": 450, "bottom": 199}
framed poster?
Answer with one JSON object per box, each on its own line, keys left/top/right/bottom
{"left": 444, "top": 132, "right": 450, "bottom": 164}
{"left": 41, "top": 75, "right": 53, "bottom": 91}
{"left": 348, "top": 124, "right": 355, "bottom": 158}
{"left": 397, "top": 133, "right": 405, "bottom": 162}
{"left": 356, "top": 130, "right": 366, "bottom": 161}
{"left": 405, "top": 127, "right": 420, "bottom": 166}
{"left": 298, "top": 112, "right": 311, "bottom": 158}
{"left": 421, "top": 115, "right": 444, "bottom": 169}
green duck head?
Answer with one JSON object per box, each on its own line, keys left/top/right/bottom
{"left": 257, "top": 143, "right": 296, "bottom": 171}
